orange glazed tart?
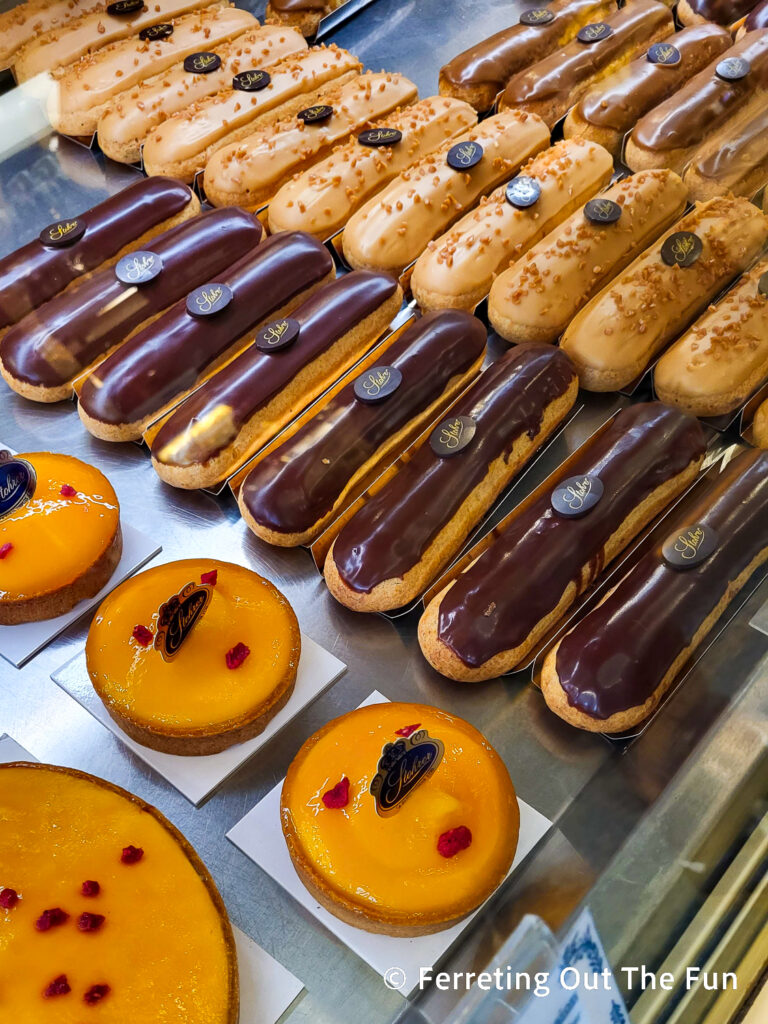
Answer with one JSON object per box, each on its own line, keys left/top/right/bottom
{"left": 0, "top": 761, "right": 238, "bottom": 1024}
{"left": 86, "top": 558, "right": 301, "bottom": 755}
{"left": 281, "top": 702, "right": 520, "bottom": 935}
{"left": 0, "top": 451, "right": 121, "bottom": 624}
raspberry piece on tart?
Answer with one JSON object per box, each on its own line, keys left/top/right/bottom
{"left": 78, "top": 912, "right": 105, "bottom": 932}
{"left": 36, "top": 907, "right": 70, "bottom": 931}
{"left": 120, "top": 845, "right": 144, "bottom": 865}
{"left": 225, "top": 642, "right": 250, "bottom": 670}
{"left": 395, "top": 723, "right": 421, "bottom": 737}
{"left": 200, "top": 569, "right": 218, "bottom": 585}
{"left": 437, "top": 826, "right": 472, "bottom": 858}
{"left": 44, "top": 974, "right": 71, "bottom": 998}
{"left": 322, "top": 777, "right": 350, "bottom": 809}
{"left": 81, "top": 880, "right": 101, "bottom": 897}
{"left": 0, "top": 542, "right": 12, "bottom": 559}
{"left": 59, "top": 484, "right": 77, "bottom": 498}
{"left": 0, "top": 887, "right": 19, "bottom": 908}
{"left": 83, "top": 983, "right": 111, "bottom": 1005}
{"left": 132, "top": 624, "right": 153, "bottom": 647}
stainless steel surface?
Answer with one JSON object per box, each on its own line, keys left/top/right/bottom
{"left": 1, "top": 3, "right": 768, "bottom": 1023}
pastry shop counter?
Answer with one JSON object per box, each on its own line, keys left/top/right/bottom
{"left": 1, "top": 3, "right": 768, "bottom": 1024}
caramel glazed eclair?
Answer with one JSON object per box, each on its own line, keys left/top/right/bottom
{"left": 0, "top": 175, "right": 198, "bottom": 338}
{"left": 561, "top": 195, "right": 768, "bottom": 392}
{"left": 77, "top": 230, "right": 334, "bottom": 441}
{"left": 563, "top": 23, "right": 732, "bottom": 158}
{"left": 418, "top": 402, "right": 707, "bottom": 683}
{"left": 97, "top": 24, "right": 308, "bottom": 165}
{"left": 488, "top": 168, "right": 688, "bottom": 346}
{"left": 438, "top": 0, "right": 615, "bottom": 112}
{"left": 150, "top": 271, "right": 403, "bottom": 489}
{"left": 499, "top": 0, "right": 675, "bottom": 129}
{"left": 266, "top": 0, "right": 344, "bottom": 39}
{"left": 142, "top": 44, "right": 363, "bottom": 183}
{"left": 12, "top": 0, "right": 223, "bottom": 81}
{"left": 542, "top": 448, "right": 768, "bottom": 733}
{"left": 411, "top": 137, "right": 614, "bottom": 313}
{"left": 48, "top": 6, "right": 259, "bottom": 137}
{"left": 202, "top": 71, "right": 419, "bottom": 210}
{"left": 342, "top": 109, "right": 551, "bottom": 279}
{"left": 654, "top": 256, "right": 768, "bottom": 418}
{"left": 238, "top": 310, "right": 488, "bottom": 547}
{"left": 267, "top": 96, "right": 478, "bottom": 239}
{"left": 324, "top": 344, "right": 579, "bottom": 614}
{"left": 1, "top": 207, "right": 263, "bottom": 403}
{"left": 0, "top": 0, "right": 100, "bottom": 71}
{"left": 624, "top": 31, "right": 768, "bottom": 175}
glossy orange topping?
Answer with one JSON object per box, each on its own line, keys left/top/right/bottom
{"left": 281, "top": 703, "right": 519, "bottom": 923}
{"left": 86, "top": 559, "right": 300, "bottom": 737}
{"left": 0, "top": 452, "right": 119, "bottom": 603}
{"left": 0, "top": 763, "right": 237, "bottom": 1023}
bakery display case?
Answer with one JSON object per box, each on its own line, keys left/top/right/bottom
{"left": 0, "top": 0, "right": 767, "bottom": 1021}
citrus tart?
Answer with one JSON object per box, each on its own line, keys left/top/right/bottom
{"left": 280, "top": 701, "right": 520, "bottom": 935}
{"left": 86, "top": 558, "right": 301, "bottom": 755}
{"left": 0, "top": 761, "right": 238, "bottom": 1023}
{"left": 0, "top": 451, "right": 121, "bottom": 624}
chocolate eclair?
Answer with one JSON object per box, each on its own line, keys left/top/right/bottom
{"left": 0, "top": 176, "right": 198, "bottom": 335}
{"left": 438, "top": 0, "right": 615, "bottom": 112}
{"left": 324, "top": 344, "right": 579, "bottom": 613}
{"left": 418, "top": 403, "right": 707, "bottom": 681}
{"left": 740, "top": 0, "right": 768, "bottom": 34}
{"left": 150, "top": 271, "right": 403, "bottom": 489}
{"left": 678, "top": 0, "right": 760, "bottom": 27}
{"left": 683, "top": 99, "right": 768, "bottom": 201}
{"left": 564, "top": 23, "right": 732, "bottom": 158}
{"left": 77, "top": 230, "right": 334, "bottom": 442}
{"left": 238, "top": 310, "right": 488, "bottom": 547}
{"left": 499, "top": 0, "right": 674, "bottom": 129}
{"left": 542, "top": 448, "right": 768, "bottom": 732}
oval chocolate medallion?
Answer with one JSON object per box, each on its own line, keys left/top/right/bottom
{"left": 647, "top": 42, "right": 680, "bottom": 65}
{"left": 297, "top": 104, "right": 333, "bottom": 124}
{"left": 716, "top": 56, "right": 751, "bottom": 81}
{"left": 662, "top": 523, "right": 718, "bottom": 570}
{"left": 577, "top": 22, "right": 612, "bottom": 43}
{"left": 233, "top": 69, "right": 271, "bottom": 92}
{"left": 186, "top": 283, "right": 233, "bottom": 317}
{"left": 139, "top": 22, "right": 173, "bottom": 40}
{"left": 254, "top": 317, "right": 300, "bottom": 352}
{"left": 661, "top": 231, "right": 702, "bottom": 268}
{"left": 430, "top": 415, "right": 477, "bottom": 457}
{"left": 354, "top": 365, "right": 402, "bottom": 403}
{"left": 358, "top": 127, "right": 403, "bottom": 147}
{"left": 39, "top": 218, "right": 86, "bottom": 247}
{"left": 506, "top": 175, "right": 541, "bottom": 209}
{"left": 107, "top": 0, "right": 143, "bottom": 14}
{"left": 447, "top": 141, "right": 483, "bottom": 170}
{"left": 519, "top": 8, "right": 555, "bottom": 25}
{"left": 584, "top": 198, "right": 621, "bottom": 224}
{"left": 183, "top": 52, "right": 221, "bottom": 74}
{"left": 115, "top": 251, "right": 163, "bottom": 285}
{"left": 551, "top": 474, "right": 604, "bottom": 517}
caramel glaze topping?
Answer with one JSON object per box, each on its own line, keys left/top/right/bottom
{"left": 78, "top": 230, "right": 332, "bottom": 427}
{"left": 1, "top": 208, "right": 262, "bottom": 389}
{"left": 441, "top": 0, "right": 612, "bottom": 94}
{"left": 435, "top": 403, "right": 707, "bottom": 669}
{"left": 151, "top": 270, "right": 399, "bottom": 468}
{"left": 555, "top": 449, "right": 768, "bottom": 719}
{"left": 0, "top": 176, "right": 192, "bottom": 330}
{"left": 633, "top": 30, "right": 768, "bottom": 153}
{"left": 240, "top": 310, "right": 487, "bottom": 536}
{"left": 331, "top": 344, "right": 577, "bottom": 594}
{"left": 579, "top": 23, "right": 731, "bottom": 132}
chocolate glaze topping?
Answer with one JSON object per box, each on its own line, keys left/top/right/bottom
{"left": 78, "top": 231, "right": 332, "bottom": 427}
{"left": 501, "top": 0, "right": 672, "bottom": 108}
{"left": 0, "top": 177, "right": 192, "bottom": 330}
{"left": 1, "top": 208, "right": 262, "bottom": 389}
{"left": 435, "top": 403, "right": 707, "bottom": 669}
{"left": 579, "top": 24, "right": 731, "bottom": 131}
{"left": 152, "top": 270, "right": 398, "bottom": 468}
{"left": 693, "top": 102, "right": 768, "bottom": 181}
{"left": 633, "top": 31, "right": 768, "bottom": 153}
{"left": 555, "top": 449, "right": 768, "bottom": 720}
{"left": 745, "top": 0, "right": 768, "bottom": 30}
{"left": 240, "top": 310, "right": 487, "bottom": 536}
{"left": 683, "top": 0, "right": 760, "bottom": 26}
{"left": 331, "top": 344, "right": 577, "bottom": 595}
{"left": 441, "top": 0, "right": 610, "bottom": 95}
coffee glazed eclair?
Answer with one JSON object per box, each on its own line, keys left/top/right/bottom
{"left": 150, "top": 271, "right": 403, "bottom": 489}
{"left": 324, "top": 345, "right": 579, "bottom": 614}
{"left": 561, "top": 195, "right": 768, "bottom": 392}
{"left": 624, "top": 32, "right": 768, "bottom": 175}
{"left": 418, "top": 402, "right": 707, "bottom": 682}
{"left": 563, "top": 24, "right": 732, "bottom": 159}
{"left": 78, "top": 231, "right": 334, "bottom": 441}
{"left": 439, "top": 0, "right": 615, "bottom": 112}
{"left": 267, "top": 96, "right": 478, "bottom": 238}
{"left": 678, "top": 0, "right": 760, "bottom": 27}
{"left": 488, "top": 168, "right": 688, "bottom": 346}
{"left": 683, "top": 101, "right": 768, "bottom": 202}
{"left": 142, "top": 45, "right": 362, "bottom": 183}
{"left": 0, "top": 0, "right": 100, "bottom": 71}
{"left": 48, "top": 6, "right": 258, "bottom": 136}
{"left": 97, "top": 25, "right": 308, "bottom": 165}
{"left": 238, "top": 311, "right": 487, "bottom": 547}
{"left": 653, "top": 257, "right": 768, "bottom": 417}
{"left": 541, "top": 448, "right": 768, "bottom": 732}
{"left": 266, "top": 0, "right": 343, "bottom": 38}
{"left": 202, "top": 72, "right": 418, "bottom": 210}
{"left": 12, "top": 0, "right": 224, "bottom": 81}
{"left": 342, "top": 110, "right": 550, "bottom": 279}
{"left": 411, "top": 137, "right": 613, "bottom": 313}
{"left": 1, "top": 207, "right": 263, "bottom": 403}
{"left": 498, "top": 0, "right": 675, "bottom": 130}
{"left": 0, "top": 176, "right": 198, "bottom": 336}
